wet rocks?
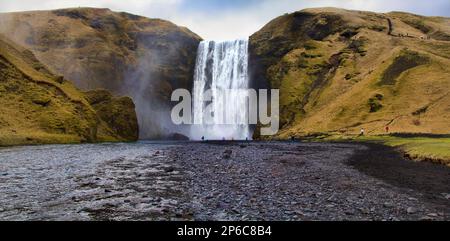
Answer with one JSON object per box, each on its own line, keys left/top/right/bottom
{"left": 222, "top": 149, "right": 232, "bottom": 159}
{"left": 443, "top": 193, "right": 450, "bottom": 200}
{"left": 173, "top": 142, "right": 449, "bottom": 221}
{"left": 164, "top": 166, "right": 175, "bottom": 173}
{"left": 383, "top": 202, "right": 395, "bottom": 208}
{"left": 0, "top": 141, "right": 448, "bottom": 221}
{"left": 406, "top": 207, "right": 416, "bottom": 214}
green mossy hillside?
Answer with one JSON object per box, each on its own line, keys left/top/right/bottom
{"left": 0, "top": 34, "right": 137, "bottom": 146}
{"left": 84, "top": 89, "right": 138, "bottom": 141}
{"left": 250, "top": 8, "right": 450, "bottom": 139}
{"left": 0, "top": 8, "right": 201, "bottom": 138}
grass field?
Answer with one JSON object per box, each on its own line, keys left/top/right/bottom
{"left": 337, "top": 135, "right": 450, "bottom": 166}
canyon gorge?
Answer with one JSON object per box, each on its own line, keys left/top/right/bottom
{"left": 0, "top": 7, "right": 449, "bottom": 143}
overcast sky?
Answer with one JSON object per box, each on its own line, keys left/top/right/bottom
{"left": 1, "top": 0, "right": 449, "bottom": 40}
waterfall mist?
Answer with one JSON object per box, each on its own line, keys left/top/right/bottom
{"left": 122, "top": 51, "right": 190, "bottom": 139}
{"left": 190, "top": 39, "right": 251, "bottom": 140}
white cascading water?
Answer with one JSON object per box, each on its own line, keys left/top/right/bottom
{"left": 190, "top": 39, "right": 251, "bottom": 140}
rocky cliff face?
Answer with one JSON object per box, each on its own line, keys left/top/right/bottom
{"left": 0, "top": 34, "right": 138, "bottom": 145}
{"left": 0, "top": 8, "right": 202, "bottom": 138}
{"left": 84, "top": 89, "right": 138, "bottom": 141}
{"left": 250, "top": 8, "right": 450, "bottom": 138}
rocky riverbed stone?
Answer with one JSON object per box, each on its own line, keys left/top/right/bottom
{"left": 0, "top": 141, "right": 448, "bottom": 220}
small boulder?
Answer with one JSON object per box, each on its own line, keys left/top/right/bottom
{"left": 164, "top": 166, "right": 175, "bottom": 173}
{"left": 383, "top": 202, "right": 394, "bottom": 208}
{"left": 223, "top": 149, "right": 232, "bottom": 159}
{"left": 406, "top": 207, "right": 416, "bottom": 214}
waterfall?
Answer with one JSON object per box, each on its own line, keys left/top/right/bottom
{"left": 190, "top": 39, "right": 251, "bottom": 140}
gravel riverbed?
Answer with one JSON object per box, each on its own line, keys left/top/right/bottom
{"left": 0, "top": 141, "right": 448, "bottom": 220}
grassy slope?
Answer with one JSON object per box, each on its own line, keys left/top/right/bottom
{"left": 328, "top": 135, "right": 450, "bottom": 166}
{"left": 250, "top": 8, "right": 450, "bottom": 138}
{"left": 376, "top": 137, "right": 450, "bottom": 166}
{"left": 0, "top": 34, "right": 136, "bottom": 146}
{"left": 249, "top": 8, "right": 450, "bottom": 165}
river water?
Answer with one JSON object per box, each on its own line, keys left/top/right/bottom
{"left": 0, "top": 141, "right": 189, "bottom": 220}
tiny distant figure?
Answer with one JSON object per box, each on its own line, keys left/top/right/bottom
{"left": 201, "top": 136, "right": 205, "bottom": 141}
{"left": 291, "top": 136, "right": 295, "bottom": 142}
{"left": 222, "top": 137, "right": 225, "bottom": 141}
{"left": 245, "top": 137, "right": 248, "bottom": 141}
{"left": 360, "top": 128, "right": 365, "bottom": 136}
{"left": 385, "top": 125, "right": 389, "bottom": 133}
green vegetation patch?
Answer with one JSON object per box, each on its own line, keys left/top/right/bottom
{"left": 367, "top": 93, "right": 383, "bottom": 112}
{"left": 344, "top": 71, "right": 361, "bottom": 80}
{"left": 402, "top": 19, "right": 432, "bottom": 34}
{"left": 340, "top": 28, "right": 359, "bottom": 38}
{"left": 303, "top": 41, "right": 317, "bottom": 50}
{"left": 431, "top": 31, "right": 450, "bottom": 41}
{"left": 368, "top": 25, "right": 387, "bottom": 32}
{"left": 330, "top": 135, "right": 450, "bottom": 166}
{"left": 52, "top": 9, "right": 89, "bottom": 20}
{"left": 379, "top": 50, "right": 429, "bottom": 85}
{"left": 347, "top": 37, "right": 368, "bottom": 55}
{"left": 371, "top": 136, "right": 450, "bottom": 166}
